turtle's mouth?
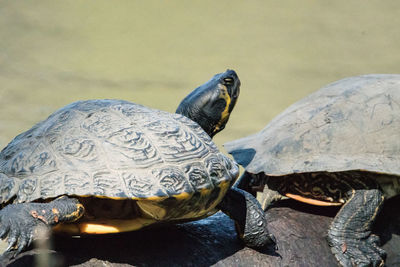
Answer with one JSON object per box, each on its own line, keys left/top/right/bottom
{"left": 222, "top": 70, "right": 240, "bottom": 103}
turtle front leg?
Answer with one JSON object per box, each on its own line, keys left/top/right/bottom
{"left": 218, "top": 187, "right": 275, "bottom": 248}
{"left": 327, "top": 189, "right": 386, "bottom": 267}
{"left": 0, "top": 196, "right": 84, "bottom": 256}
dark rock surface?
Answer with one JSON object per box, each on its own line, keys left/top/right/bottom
{"left": 2, "top": 196, "right": 399, "bottom": 267}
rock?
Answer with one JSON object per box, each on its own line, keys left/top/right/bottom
{"left": 2, "top": 196, "right": 399, "bottom": 267}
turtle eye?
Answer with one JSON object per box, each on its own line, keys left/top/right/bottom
{"left": 223, "top": 77, "right": 235, "bottom": 85}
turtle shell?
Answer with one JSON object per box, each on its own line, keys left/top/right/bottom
{"left": 224, "top": 74, "right": 400, "bottom": 177}
{"left": 0, "top": 100, "right": 239, "bottom": 204}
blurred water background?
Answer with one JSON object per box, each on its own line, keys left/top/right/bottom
{"left": 0, "top": 0, "right": 400, "bottom": 150}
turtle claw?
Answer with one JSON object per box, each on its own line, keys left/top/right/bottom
{"left": 16, "top": 237, "right": 30, "bottom": 255}
{"left": 0, "top": 204, "right": 45, "bottom": 256}
{"left": 5, "top": 233, "right": 18, "bottom": 252}
{"left": 0, "top": 223, "right": 9, "bottom": 239}
{"left": 0, "top": 197, "right": 83, "bottom": 257}
{"left": 328, "top": 233, "right": 386, "bottom": 267}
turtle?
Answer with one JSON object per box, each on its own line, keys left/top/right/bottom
{"left": 0, "top": 69, "right": 274, "bottom": 256}
{"left": 224, "top": 74, "right": 400, "bottom": 267}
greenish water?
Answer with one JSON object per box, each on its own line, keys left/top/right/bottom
{"left": 1, "top": 0, "right": 400, "bottom": 150}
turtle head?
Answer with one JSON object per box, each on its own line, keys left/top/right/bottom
{"left": 176, "top": 69, "right": 240, "bottom": 138}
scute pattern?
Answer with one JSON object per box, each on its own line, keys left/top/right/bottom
{"left": 173, "top": 114, "right": 219, "bottom": 152}
{"left": 60, "top": 137, "right": 98, "bottom": 163}
{"left": 206, "top": 154, "right": 230, "bottom": 185}
{"left": 0, "top": 100, "right": 238, "bottom": 203}
{"left": 9, "top": 143, "right": 57, "bottom": 176}
{"left": 17, "top": 178, "right": 38, "bottom": 202}
{"left": 104, "top": 128, "right": 163, "bottom": 169}
{"left": 144, "top": 120, "right": 209, "bottom": 162}
{"left": 0, "top": 173, "right": 18, "bottom": 203}
{"left": 64, "top": 172, "right": 92, "bottom": 196}
{"left": 40, "top": 173, "right": 64, "bottom": 198}
{"left": 81, "top": 109, "right": 126, "bottom": 138}
{"left": 122, "top": 172, "right": 155, "bottom": 197}
{"left": 184, "top": 163, "right": 212, "bottom": 190}
{"left": 153, "top": 167, "right": 194, "bottom": 195}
